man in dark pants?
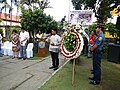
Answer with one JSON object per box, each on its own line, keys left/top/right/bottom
{"left": 82, "top": 37, "right": 88, "bottom": 55}
{"left": 47, "top": 28, "right": 61, "bottom": 71}
{"left": 89, "top": 24, "right": 105, "bottom": 85}
{"left": 82, "top": 28, "right": 89, "bottom": 56}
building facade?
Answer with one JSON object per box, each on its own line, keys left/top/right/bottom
{"left": 0, "top": 12, "right": 21, "bottom": 37}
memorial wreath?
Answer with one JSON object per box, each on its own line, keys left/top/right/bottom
{"left": 60, "top": 30, "right": 84, "bottom": 59}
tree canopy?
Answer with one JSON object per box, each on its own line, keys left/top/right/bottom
{"left": 20, "top": 0, "right": 51, "bottom": 10}
{"left": 20, "top": 6, "right": 58, "bottom": 38}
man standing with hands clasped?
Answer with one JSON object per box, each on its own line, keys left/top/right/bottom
{"left": 19, "top": 27, "right": 29, "bottom": 60}
{"left": 89, "top": 24, "right": 105, "bottom": 85}
{"left": 48, "top": 28, "right": 61, "bottom": 71}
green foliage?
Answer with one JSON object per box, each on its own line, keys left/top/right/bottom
{"left": 64, "top": 21, "right": 69, "bottom": 27}
{"left": 88, "top": 23, "right": 120, "bottom": 38}
{"left": 72, "top": 0, "right": 96, "bottom": 10}
{"left": 0, "top": 19, "right": 2, "bottom": 23}
{"left": 40, "top": 56, "right": 120, "bottom": 90}
{"left": 71, "top": 0, "right": 84, "bottom": 10}
{"left": 20, "top": 7, "right": 56, "bottom": 37}
{"left": 10, "top": 26, "right": 21, "bottom": 34}
{"left": 0, "top": 28, "right": 3, "bottom": 36}
{"left": 106, "top": 23, "right": 120, "bottom": 38}
{"left": 48, "top": 20, "right": 58, "bottom": 33}
{"left": 102, "top": 42, "right": 109, "bottom": 59}
{"left": 20, "top": 0, "right": 51, "bottom": 10}
{"left": 63, "top": 31, "right": 76, "bottom": 52}
{"left": 88, "top": 23, "right": 96, "bottom": 32}
{"left": 97, "top": 0, "right": 115, "bottom": 23}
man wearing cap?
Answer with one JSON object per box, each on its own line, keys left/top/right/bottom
{"left": 89, "top": 24, "right": 105, "bottom": 85}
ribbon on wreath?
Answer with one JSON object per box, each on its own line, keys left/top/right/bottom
{"left": 60, "top": 30, "right": 84, "bottom": 59}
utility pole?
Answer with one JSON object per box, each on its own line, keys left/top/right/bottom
{"left": 68, "top": 0, "right": 71, "bottom": 23}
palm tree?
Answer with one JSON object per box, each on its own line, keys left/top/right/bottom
{"left": 0, "top": 0, "right": 11, "bottom": 39}
{"left": 15, "top": 0, "right": 20, "bottom": 22}
{"left": 20, "top": 0, "right": 51, "bottom": 10}
{"left": 9, "top": 0, "right": 20, "bottom": 25}
{"left": 0, "top": 0, "right": 10, "bottom": 21}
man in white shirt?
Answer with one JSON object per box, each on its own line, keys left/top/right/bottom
{"left": 19, "top": 27, "right": 29, "bottom": 60}
{"left": 0, "top": 33, "right": 2, "bottom": 57}
{"left": 48, "top": 28, "right": 61, "bottom": 71}
{"left": 35, "top": 31, "right": 42, "bottom": 53}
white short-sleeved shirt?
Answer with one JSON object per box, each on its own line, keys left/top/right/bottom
{"left": 49, "top": 34, "right": 61, "bottom": 52}
{"left": 19, "top": 31, "right": 29, "bottom": 46}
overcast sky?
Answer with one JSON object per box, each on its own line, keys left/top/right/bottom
{"left": 3, "top": 0, "right": 73, "bottom": 21}
{"left": 44, "top": 0, "right": 74, "bottom": 21}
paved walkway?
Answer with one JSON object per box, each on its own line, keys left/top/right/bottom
{"left": 0, "top": 54, "right": 66, "bottom": 90}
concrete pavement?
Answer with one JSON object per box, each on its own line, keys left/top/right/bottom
{"left": 0, "top": 54, "right": 66, "bottom": 90}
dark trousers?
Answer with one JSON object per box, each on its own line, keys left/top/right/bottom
{"left": 20, "top": 44, "right": 27, "bottom": 58}
{"left": 50, "top": 51, "right": 59, "bottom": 67}
{"left": 93, "top": 52, "right": 102, "bottom": 83}
{"left": 0, "top": 44, "right": 1, "bottom": 54}
{"left": 82, "top": 44, "right": 88, "bottom": 55}
{"left": 36, "top": 41, "right": 38, "bottom": 53}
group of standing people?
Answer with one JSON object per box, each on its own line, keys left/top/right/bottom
{"left": 1, "top": 24, "right": 105, "bottom": 85}
{"left": 82, "top": 28, "right": 96, "bottom": 58}
{"left": 65, "top": 24, "right": 105, "bottom": 85}
{"left": 11, "top": 27, "right": 29, "bottom": 60}
{"left": 81, "top": 24, "right": 105, "bottom": 85}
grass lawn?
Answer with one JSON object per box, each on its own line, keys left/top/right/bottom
{"left": 39, "top": 56, "right": 120, "bottom": 90}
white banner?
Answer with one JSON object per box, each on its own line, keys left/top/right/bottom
{"left": 69, "top": 10, "right": 93, "bottom": 24}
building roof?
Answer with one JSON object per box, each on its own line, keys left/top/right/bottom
{"left": 0, "top": 12, "right": 20, "bottom": 23}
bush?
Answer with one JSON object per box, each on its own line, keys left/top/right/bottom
{"left": 88, "top": 23, "right": 96, "bottom": 32}
{"left": 0, "top": 28, "right": 3, "bottom": 37}
{"left": 102, "top": 38, "right": 115, "bottom": 59}
{"left": 106, "top": 23, "right": 120, "bottom": 39}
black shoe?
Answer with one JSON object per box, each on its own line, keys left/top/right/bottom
{"left": 89, "top": 81, "right": 100, "bottom": 85}
{"left": 12, "top": 57, "right": 15, "bottom": 59}
{"left": 90, "top": 70, "right": 93, "bottom": 72}
{"left": 23, "top": 58, "right": 26, "bottom": 60}
{"left": 18, "top": 57, "right": 22, "bottom": 59}
{"left": 53, "top": 67, "right": 58, "bottom": 71}
{"left": 91, "top": 71, "right": 94, "bottom": 74}
{"left": 88, "top": 77, "right": 94, "bottom": 80}
{"left": 88, "top": 56, "right": 91, "bottom": 58}
{"left": 49, "top": 66, "right": 55, "bottom": 69}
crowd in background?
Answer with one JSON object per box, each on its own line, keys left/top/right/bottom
{"left": 0, "top": 25, "right": 97, "bottom": 60}
{"left": 0, "top": 27, "right": 29, "bottom": 60}
{"left": 81, "top": 28, "right": 97, "bottom": 58}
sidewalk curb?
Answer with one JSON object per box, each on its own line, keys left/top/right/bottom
{"left": 38, "top": 58, "right": 70, "bottom": 89}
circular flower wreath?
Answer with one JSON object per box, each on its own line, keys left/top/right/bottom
{"left": 60, "top": 30, "right": 84, "bottom": 59}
